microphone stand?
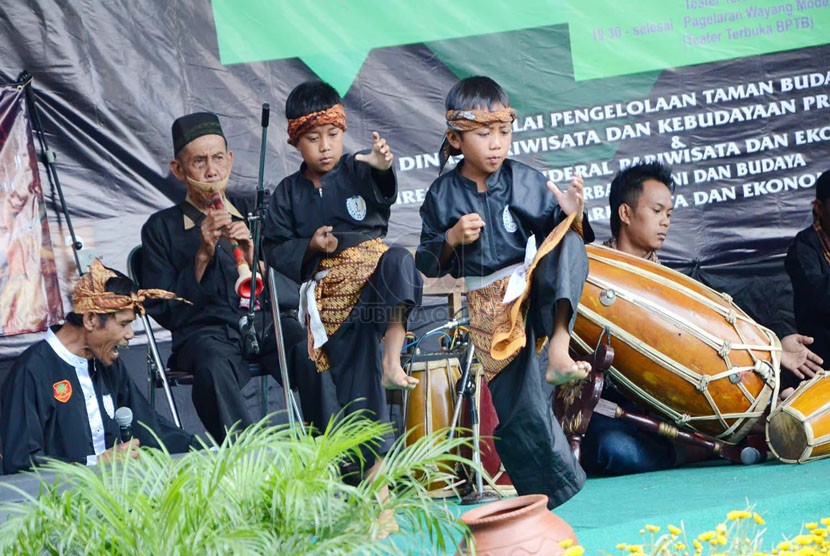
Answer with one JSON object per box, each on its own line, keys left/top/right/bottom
{"left": 16, "top": 71, "right": 87, "bottom": 276}
{"left": 446, "top": 332, "right": 500, "bottom": 505}
{"left": 241, "top": 104, "right": 268, "bottom": 359}
{"left": 247, "top": 103, "right": 304, "bottom": 434}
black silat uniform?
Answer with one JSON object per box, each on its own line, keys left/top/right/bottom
{"left": 1, "top": 328, "right": 194, "bottom": 474}
{"left": 263, "top": 153, "right": 422, "bottom": 459}
{"left": 417, "top": 158, "right": 592, "bottom": 508}
{"left": 141, "top": 195, "right": 332, "bottom": 441}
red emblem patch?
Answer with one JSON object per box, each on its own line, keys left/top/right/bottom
{"left": 53, "top": 380, "right": 72, "bottom": 403}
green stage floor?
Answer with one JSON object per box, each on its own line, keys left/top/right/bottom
{"left": 402, "top": 458, "right": 830, "bottom": 554}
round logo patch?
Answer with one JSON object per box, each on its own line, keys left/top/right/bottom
{"left": 53, "top": 379, "right": 72, "bottom": 403}
{"left": 502, "top": 206, "right": 518, "bottom": 233}
{"left": 346, "top": 195, "right": 367, "bottom": 221}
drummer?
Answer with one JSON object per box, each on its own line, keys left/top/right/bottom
{"left": 785, "top": 169, "right": 830, "bottom": 392}
{"left": 580, "top": 161, "right": 824, "bottom": 475}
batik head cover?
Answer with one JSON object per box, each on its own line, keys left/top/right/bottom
{"left": 73, "top": 259, "right": 189, "bottom": 317}
{"left": 286, "top": 104, "right": 347, "bottom": 146}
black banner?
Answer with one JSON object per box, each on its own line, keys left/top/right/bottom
{"left": 0, "top": 1, "right": 828, "bottom": 357}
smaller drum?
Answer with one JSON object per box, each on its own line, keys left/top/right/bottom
{"left": 767, "top": 371, "right": 830, "bottom": 464}
{"left": 404, "top": 353, "right": 462, "bottom": 497}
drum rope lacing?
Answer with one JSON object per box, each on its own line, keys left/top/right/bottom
{"left": 572, "top": 248, "right": 780, "bottom": 441}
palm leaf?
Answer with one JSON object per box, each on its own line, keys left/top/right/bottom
{"left": 0, "top": 410, "right": 474, "bottom": 554}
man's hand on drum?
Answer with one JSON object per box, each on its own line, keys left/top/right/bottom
{"left": 780, "top": 333, "right": 824, "bottom": 380}
{"left": 547, "top": 174, "right": 584, "bottom": 222}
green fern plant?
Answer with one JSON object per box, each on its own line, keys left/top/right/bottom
{"left": 0, "top": 411, "right": 473, "bottom": 555}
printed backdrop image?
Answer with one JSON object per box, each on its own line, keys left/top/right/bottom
{"left": 0, "top": 84, "right": 63, "bottom": 337}
{"left": 0, "top": 0, "right": 828, "bottom": 357}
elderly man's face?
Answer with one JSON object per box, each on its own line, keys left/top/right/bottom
{"left": 171, "top": 134, "right": 233, "bottom": 206}
{"left": 85, "top": 308, "right": 135, "bottom": 366}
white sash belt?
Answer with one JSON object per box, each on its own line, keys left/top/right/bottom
{"left": 299, "top": 269, "right": 330, "bottom": 349}
{"left": 464, "top": 235, "right": 537, "bottom": 305}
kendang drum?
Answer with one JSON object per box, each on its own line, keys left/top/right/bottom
{"left": 403, "top": 353, "right": 461, "bottom": 497}
{"left": 571, "top": 244, "right": 779, "bottom": 443}
{"left": 767, "top": 371, "right": 830, "bottom": 463}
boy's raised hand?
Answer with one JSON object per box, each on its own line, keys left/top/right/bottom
{"left": 447, "top": 213, "right": 485, "bottom": 247}
{"left": 547, "top": 174, "right": 584, "bottom": 221}
{"left": 355, "top": 131, "right": 394, "bottom": 171}
{"left": 310, "top": 225, "right": 339, "bottom": 254}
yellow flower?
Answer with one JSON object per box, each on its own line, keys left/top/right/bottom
{"left": 794, "top": 534, "right": 813, "bottom": 545}
{"left": 674, "top": 542, "right": 686, "bottom": 550}
{"left": 727, "top": 510, "right": 752, "bottom": 520}
{"left": 699, "top": 531, "right": 716, "bottom": 541}
{"left": 645, "top": 524, "right": 660, "bottom": 533}
{"left": 559, "top": 538, "right": 574, "bottom": 548}
{"left": 805, "top": 522, "right": 818, "bottom": 530}
{"left": 754, "top": 512, "right": 766, "bottom": 525}
{"left": 693, "top": 539, "right": 703, "bottom": 551}
{"left": 615, "top": 543, "right": 627, "bottom": 551}
{"left": 627, "top": 544, "right": 644, "bottom": 553}
{"left": 778, "top": 541, "right": 793, "bottom": 550}
{"left": 820, "top": 518, "right": 830, "bottom": 527}
{"left": 668, "top": 524, "right": 682, "bottom": 536}
{"left": 563, "top": 546, "right": 585, "bottom": 556}
{"left": 812, "top": 528, "right": 826, "bottom": 537}
{"left": 716, "top": 523, "right": 728, "bottom": 534}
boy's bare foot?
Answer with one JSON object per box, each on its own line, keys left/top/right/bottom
{"left": 546, "top": 349, "right": 591, "bottom": 385}
{"left": 381, "top": 357, "right": 418, "bottom": 390}
{"left": 376, "top": 509, "right": 400, "bottom": 539}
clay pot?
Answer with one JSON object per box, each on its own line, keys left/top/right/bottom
{"left": 457, "top": 494, "right": 577, "bottom": 555}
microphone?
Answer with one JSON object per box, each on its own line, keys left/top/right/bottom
{"left": 261, "top": 103, "right": 270, "bottom": 128}
{"left": 239, "top": 314, "right": 260, "bottom": 356}
{"left": 211, "top": 196, "right": 264, "bottom": 299}
{"left": 740, "top": 446, "right": 764, "bottom": 465}
{"left": 115, "top": 406, "right": 133, "bottom": 443}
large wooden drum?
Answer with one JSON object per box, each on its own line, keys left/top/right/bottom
{"left": 767, "top": 371, "right": 830, "bottom": 463}
{"left": 571, "top": 244, "right": 779, "bottom": 443}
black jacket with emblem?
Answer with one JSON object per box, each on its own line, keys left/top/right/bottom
{"left": 416, "top": 159, "right": 594, "bottom": 279}
{"left": 262, "top": 152, "right": 397, "bottom": 284}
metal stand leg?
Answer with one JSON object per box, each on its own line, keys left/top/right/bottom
{"left": 142, "top": 314, "right": 181, "bottom": 428}
{"left": 267, "top": 267, "right": 305, "bottom": 434}
{"left": 447, "top": 342, "right": 500, "bottom": 505}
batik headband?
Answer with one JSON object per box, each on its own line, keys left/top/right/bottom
{"left": 73, "top": 259, "right": 190, "bottom": 317}
{"left": 438, "top": 107, "right": 517, "bottom": 173}
{"left": 445, "top": 107, "right": 517, "bottom": 131}
{"left": 286, "top": 104, "right": 347, "bottom": 146}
